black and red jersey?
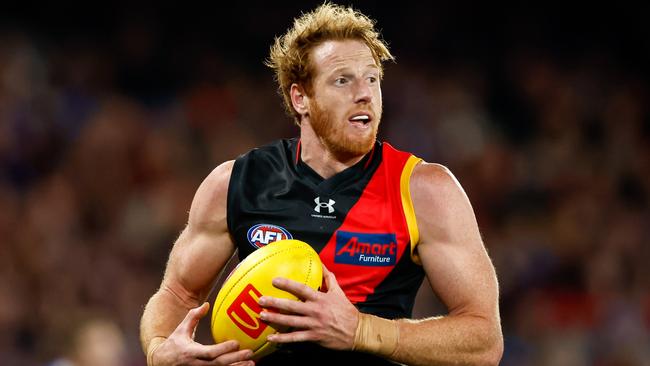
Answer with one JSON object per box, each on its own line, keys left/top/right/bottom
{"left": 226, "top": 138, "right": 424, "bottom": 364}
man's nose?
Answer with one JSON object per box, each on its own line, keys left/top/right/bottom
{"left": 353, "top": 80, "right": 372, "bottom": 104}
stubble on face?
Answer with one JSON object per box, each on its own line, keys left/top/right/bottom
{"left": 309, "top": 97, "right": 380, "bottom": 161}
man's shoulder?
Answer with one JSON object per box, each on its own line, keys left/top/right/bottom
{"left": 187, "top": 160, "right": 235, "bottom": 228}
{"left": 412, "top": 162, "right": 454, "bottom": 182}
{"left": 237, "top": 138, "right": 296, "bottom": 162}
{"left": 377, "top": 140, "right": 454, "bottom": 189}
{"left": 199, "top": 160, "right": 236, "bottom": 204}
{"left": 411, "top": 162, "right": 460, "bottom": 194}
{"left": 205, "top": 160, "right": 236, "bottom": 189}
{"left": 410, "top": 162, "right": 473, "bottom": 223}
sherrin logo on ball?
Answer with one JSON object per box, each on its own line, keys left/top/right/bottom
{"left": 246, "top": 223, "right": 292, "bottom": 248}
{"left": 211, "top": 239, "right": 322, "bottom": 361}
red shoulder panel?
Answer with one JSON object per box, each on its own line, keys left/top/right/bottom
{"left": 319, "top": 143, "right": 413, "bottom": 303}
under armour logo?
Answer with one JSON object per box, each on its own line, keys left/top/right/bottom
{"left": 314, "top": 197, "right": 336, "bottom": 214}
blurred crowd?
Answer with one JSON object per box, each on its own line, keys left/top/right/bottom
{"left": 1, "top": 5, "right": 649, "bottom": 366}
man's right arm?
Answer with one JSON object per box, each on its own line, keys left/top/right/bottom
{"left": 139, "top": 160, "right": 254, "bottom": 366}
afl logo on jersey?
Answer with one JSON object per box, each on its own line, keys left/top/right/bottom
{"left": 247, "top": 224, "right": 293, "bottom": 249}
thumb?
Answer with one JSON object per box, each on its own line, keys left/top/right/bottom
{"left": 321, "top": 265, "right": 341, "bottom": 293}
{"left": 178, "top": 302, "right": 210, "bottom": 338}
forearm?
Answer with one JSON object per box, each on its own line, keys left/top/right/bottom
{"left": 356, "top": 313, "right": 503, "bottom": 366}
{"left": 140, "top": 285, "right": 200, "bottom": 355}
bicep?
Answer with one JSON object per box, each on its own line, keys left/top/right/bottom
{"left": 411, "top": 163, "right": 498, "bottom": 317}
{"left": 418, "top": 234, "right": 498, "bottom": 317}
{"left": 161, "top": 161, "right": 237, "bottom": 305}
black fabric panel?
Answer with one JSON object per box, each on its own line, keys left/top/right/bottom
{"left": 359, "top": 248, "right": 426, "bottom": 319}
{"left": 227, "top": 137, "right": 424, "bottom": 319}
{"left": 258, "top": 342, "right": 399, "bottom": 365}
{"left": 227, "top": 138, "right": 381, "bottom": 260}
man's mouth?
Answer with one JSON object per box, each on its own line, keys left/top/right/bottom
{"left": 349, "top": 114, "right": 371, "bottom": 125}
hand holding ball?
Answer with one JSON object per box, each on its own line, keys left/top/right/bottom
{"left": 211, "top": 239, "right": 323, "bottom": 360}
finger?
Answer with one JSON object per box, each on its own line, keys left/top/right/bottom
{"left": 267, "top": 330, "right": 315, "bottom": 343}
{"left": 320, "top": 265, "right": 330, "bottom": 292}
{"left": 321, "top": 264, "right": 332, "bottom": 277}
{"left": 259, "top": 295, "right": 310, "bottom": 314}
{"left": 260, "top": 310, "right": 314, "bottom": 329}
{"left": 229, "top": 362, "right": 256, "bottom": 366}
{"left": 322, "top": 266, "right": 344, "bottom": 294}
{"left": 178, "top": 303, "right": 210, "bottom": 337}
{"left": 271, "top": 277, "right": 319, "bottom": 301}
{"left": 213, "top": 349, "right": 254, "bottom": 365}
{"left": 193, "top": 340, "right": 240, "bottom": 359}
{"left": 194, "top": 353, "right": 254, "bottom": 366}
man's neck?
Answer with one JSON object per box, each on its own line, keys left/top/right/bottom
{"left": 299, "top": 125, "right": 366, "bottom": 179}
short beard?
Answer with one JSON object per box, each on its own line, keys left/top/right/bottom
{"left": 310, "top": 99, "right": 378, "bottom": 161}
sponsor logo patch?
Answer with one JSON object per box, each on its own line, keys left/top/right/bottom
{"left": 227, "top": 284, "right": 267, "bottom": 339}
{"left": 334, "top": 231, "right": 397, "bottom": 266}
{"left": 311, "top": 197, "right": 337, "bottom": 219}
{"left": 314, "top": 197, "right": 336, "bottom": 213}
{"left": 247, "top": 224, "right": 292, "bottom": 249}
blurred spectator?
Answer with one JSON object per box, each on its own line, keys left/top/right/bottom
{"left": 49, "top": 318, "right": 127, "bottom": 366}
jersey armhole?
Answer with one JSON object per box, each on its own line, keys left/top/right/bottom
{"left": 226, "top": 158, "right": 242, "bottom": 235}
{"left": 400, "top": 155, "right": 422, "bottom": 265}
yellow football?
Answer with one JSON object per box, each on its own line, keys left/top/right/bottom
{"left": 210, "top": 239, "right": 323, "bottom": 360}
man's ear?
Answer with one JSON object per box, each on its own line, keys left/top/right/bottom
{"left": 290, "top": 83, "right": 309, "bottom": 117}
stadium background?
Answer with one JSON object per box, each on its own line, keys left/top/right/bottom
{"left": 0, "top": 1, "right": 648, "bottom": 365}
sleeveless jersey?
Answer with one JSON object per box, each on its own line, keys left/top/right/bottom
{"left": 227, "top": 138, "right": 424, "bottom": 364}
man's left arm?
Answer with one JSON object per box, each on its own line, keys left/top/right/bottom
{"left": 386, "top": 162, "right": 503, "bottom": 365}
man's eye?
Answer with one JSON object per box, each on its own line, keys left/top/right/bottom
{"left": 368, "top": 76, "right": 377, "bottom": 83}
{"left": 335, "top": 78, "right": 348, "bottom": 85}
